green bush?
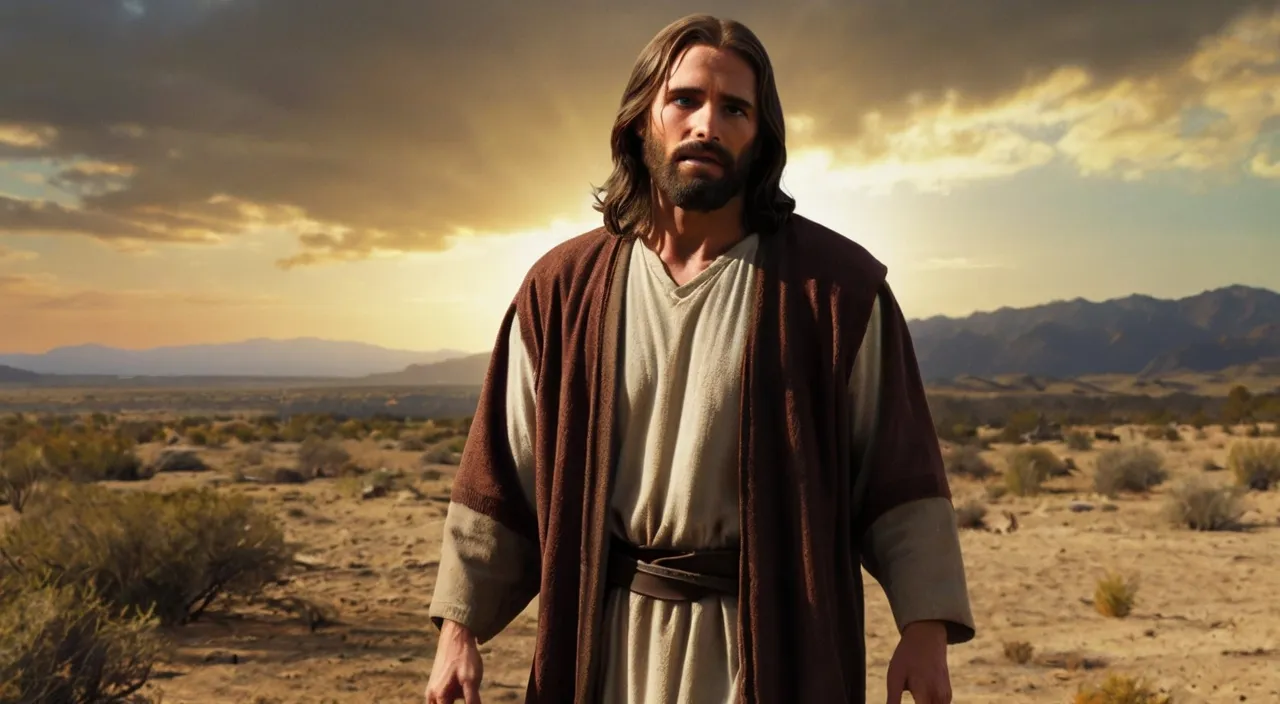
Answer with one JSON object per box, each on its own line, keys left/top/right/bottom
{"left": 0, "top": 576, "right": 159, "bottom": 704}
{"left": 1, "top": 484, "right": 294, "bottom": 626}
{"left": 1094, "top": 446, "right": 1168, "bottom": 497}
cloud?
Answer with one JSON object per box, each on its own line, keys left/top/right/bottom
{"left": 0, "top": 0, "right": 1276, "bottom": 265}
{"left": 0, "top": 272, "right": 279, "bottom": 312}
{"left": 0, "top": 244, "right": 37, "bottom": 263}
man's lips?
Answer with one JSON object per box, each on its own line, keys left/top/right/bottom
{"left": 679, "top": 154, "right": 722, "bottom": 166}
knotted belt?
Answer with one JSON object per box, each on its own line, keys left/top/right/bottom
{"left": 605, "top": 535, "right": 739, "bottom": 602}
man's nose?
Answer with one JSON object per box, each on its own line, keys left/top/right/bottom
{"left": 689, "top": 104, "right": 722, "bottom": 143}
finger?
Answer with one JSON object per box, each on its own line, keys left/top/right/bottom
{"left": 885, "top": 672, "right": 904, "bottom": 704}
{"left": 463, "top": 679, "right": 482, "bottom": 704}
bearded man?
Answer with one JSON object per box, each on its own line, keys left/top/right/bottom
{"left": 425, "top": 13, "right": 975, "bottom": 704}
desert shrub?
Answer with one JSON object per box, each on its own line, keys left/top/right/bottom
{"left": 0, "top": 484, "right": 294, "bottom": 626}
{"left": 1074, "top": 673, "right": 1171, "bottom": 704}
{"left": 1094, "top": 446, "right": 1167, "bottom": 497}
{"left": 34, "top": 431, "right": 146, "bottom": 483}
{"left": 219, "top": 421, "right": 258, "bottom": 444}
{"left": 1227, "top": 439, "right": 1280, "bottom": 490}
{"left": 1, "top": 441, "right": 48, "bottom": 513}
{"left": 1143, "top": 425, "right": 1180, "bottom": 442}
{"left": 419, "top": 423, "right": 456, "bottom": 444}
{"left": 1003, "top": 446, "right": 1066, "bottom": 497}
{"left": 239, "top": 445, "right": 266, "bottom": 466}
{"left": 151, "top": 449, "right": 208, "bottom": 473}
{"left": 296, "top": 435, "right": 351, "bottom": 478}
{"left": 1011, "top": 446, "right": 1068, "bottom": 477}
{"left": 184, "top": 427, "right": 210, "bottom": 446}
{"left": 0, "top": 576, "right": 160, "bottom": 704}
{"left": 944, "top": 445, "right": 995, "bottom": 480}
{"left": 954, "top": 500, "right": 987, "bottom": 530}
{"left": 1065, "top": 430, "right": 1094, "bottom": 451}
{"left": 114, "top": 420, "right": 166, "bottom": 445}
{"left": 422, "top": 445, "right": 459, "bottom": 466}
{"left": 1002, "top": 640, "right": 1034, "bottom": 665}
{"left": 398, "top": 435, "right": 428, "bottom": 452}
{"left": 1163, "top": 480, "right": 1244, "bottom": 531}
{"left": 1093, "top": 571, "right": 1138, "bottom": 618}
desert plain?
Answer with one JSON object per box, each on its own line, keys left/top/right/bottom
{"left": 2, "top": 382, "right": 1279, "bottom": 704}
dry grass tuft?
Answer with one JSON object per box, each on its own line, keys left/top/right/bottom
{"left": 1227, "top": 439, "right": 1280, "bottom": 490}
{"left": 1073, "top": 673, "right": 1172, "bottom": 704}
{"left": 1094, "top": 571, "right": 1139, "bottom": 618}
{"left": 1164, "top": 479, "right": 1245, "bottom": 531}
{"left": 1003, "top": 446, "right": 1065, "bottom": 496}
{"left": 1002, "top": 640, "right": 1034, "bottom": 664}
{"left": 944, "top": 445, "right": 995, "bottom": 480}
{"left": 1094, "top": 446, "right": 1168, "bottom": 497}
{"left": 955, "top": 500, "right": 988, "bottom": 530}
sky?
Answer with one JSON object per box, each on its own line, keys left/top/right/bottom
{"left": 1, "top": 0, "right": 1279, "bottom": 354}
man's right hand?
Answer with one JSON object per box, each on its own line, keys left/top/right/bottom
{"left": 425, "top": 620, "right": 484, "bottom": 704}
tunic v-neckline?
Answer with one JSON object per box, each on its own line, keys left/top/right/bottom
{"left": 637, "top": 234, "right": 759, "bottom": 303}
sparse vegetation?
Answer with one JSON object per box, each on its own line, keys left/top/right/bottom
{"left": 1002, "top": 640, "right": 1034, "bottom": 665}
{"left": 944, "top": 444, "right": 995, "bottom": 480}
{"left": 1094, "top": 446, "right": 1168, "bottom": 497}
{"left": 1093, "top": 571, "right": 1138, "bottom": 618}
{"left": 296, "top": 435, "right": 352, "bottom": 478}
{"left": 1226, "top": 439, "right": 1280, "bottom": 490}
{"left": 0, "top": 577, "right": 161, "bottom": 704}
{"left": 1074, "top": 673, "right": 1171, "bottom": 704}
{"left": 0, "top": 440, "right": 46, "bottom": 512}
{"left": 1003, "top": 446, "right": 1066, "bottom": 497}
{"left": 1065, "top": 429, "right": 1094, "bottom": 451}
{"left": 1, "top": 483, "right": 295, "bottom": 626}
{"left": 1164, "top": 480, "right": 1245, "bottom": 531}
{"left": 955, "top": 500, "right": 987, "bottom": 530}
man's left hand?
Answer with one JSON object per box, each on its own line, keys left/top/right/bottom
{"left": 885, "top": 620, "right": 952, "bottom": 704}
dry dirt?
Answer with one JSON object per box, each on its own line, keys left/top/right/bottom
{"left": 8, "top": 427, "right": 1280, "bottom": 704}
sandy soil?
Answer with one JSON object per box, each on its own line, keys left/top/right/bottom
{"left": 10, "top": 429, "right": 1280, "bottom": 704}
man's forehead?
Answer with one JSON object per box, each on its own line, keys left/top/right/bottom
{"left": 662, "top": 46, "right": 756, "bottom": 101}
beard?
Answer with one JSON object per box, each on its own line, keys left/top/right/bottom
{"left": 643, "top": 134, "right": 755, "bottom": 212}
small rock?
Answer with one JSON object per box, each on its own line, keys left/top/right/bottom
{"left": 1069, "top": 502, "right": 1095, "bottom": 513}
{"left": 361, "top": 484, "right": 387, "bottom": 500}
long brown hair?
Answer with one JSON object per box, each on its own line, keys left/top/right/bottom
{"left": 591, "top": 14, "right": 796, "bottom": 237}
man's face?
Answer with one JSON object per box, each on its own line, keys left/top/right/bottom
{"left": 642, "top": 44, "right": 759, "bottom": 212}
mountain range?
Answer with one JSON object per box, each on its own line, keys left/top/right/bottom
{"left": 0, "top": 339, "right": 469, "bottom": 378}
{"left": 908, "top": 284, "right": 1280, "bottom": 380}
{"left": 2, "top": 285, "right": 1277, "bottom": 385}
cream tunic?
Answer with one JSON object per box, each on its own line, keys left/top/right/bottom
{"left": 429, "top": 233, "right": 975, "bottom": 704}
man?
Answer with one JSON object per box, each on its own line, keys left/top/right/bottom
{"left": 425, "top": 13, "right": 975, "bottom": 704}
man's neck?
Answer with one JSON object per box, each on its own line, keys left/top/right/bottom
{"left": 644, "top": 198, "right": 746, "bottom": 267}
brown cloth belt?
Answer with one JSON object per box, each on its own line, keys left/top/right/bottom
{"left": 605, "top": 536, "right": 739, "bottom": 602}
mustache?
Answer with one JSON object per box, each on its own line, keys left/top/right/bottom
{"left": 672, "top": 141, "right": 733, "bottom": 166}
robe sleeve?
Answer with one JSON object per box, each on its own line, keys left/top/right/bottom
{"left": 427, "top": 305, "right": 541, "bottom": 644}
{"left": 850, "top": 286, "right": 976, "bottom": 645}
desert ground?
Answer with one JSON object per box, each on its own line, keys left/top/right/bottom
{"left": 2, "top": 386, "right": 1279, "bottom": 703}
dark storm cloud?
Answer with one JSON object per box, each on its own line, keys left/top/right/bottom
{"left": 0, "top": 0, "right": 1273, "bottom": 264}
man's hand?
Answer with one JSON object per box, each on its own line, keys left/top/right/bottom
{"left": 425, "top": 620, "right": 484, "bottom": 704}
{"left": 885, "top": 620, "right": 952, "bottom": 704}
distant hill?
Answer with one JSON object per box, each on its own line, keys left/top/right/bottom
{"left": 0, "top": 339, "right": 471, "bottom": 377}
{"left": 909, "top": 285, "right": 1280, "bottom": 380}
{"left": 0, "top": 365, "right": 40, "bottom": 383}
{"left": 357, "top": 353, "right": 491, "bottom": 386}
